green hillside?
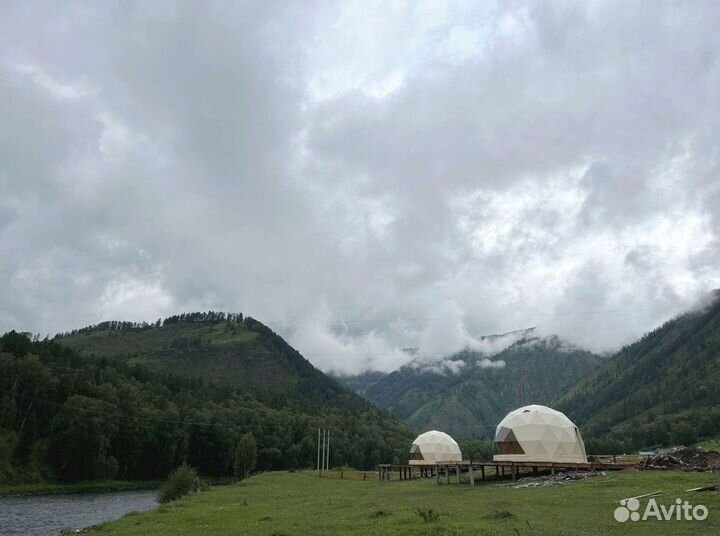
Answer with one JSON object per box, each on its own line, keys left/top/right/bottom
{"left": 554, "top": 292, "right": 720, "bottom": 453}
{"left": 57, "top": 313, "right": 359, "bottom": 410}
{"left": 0, "top": 315, "right": 414, "bottom": 486}
{"left": 338, "top": 334, "right": 603, "bottom": 439}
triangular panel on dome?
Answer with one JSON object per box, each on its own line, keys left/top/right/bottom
{"left": 496, "top": 429, "right": 525, "bottom": 455}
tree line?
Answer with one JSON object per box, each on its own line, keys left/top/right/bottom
{"left": 54, "top": 311, "right": 246, "bottom": 338}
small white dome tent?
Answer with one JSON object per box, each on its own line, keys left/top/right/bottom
{"left": 409, "top": 430, "right": 463, "bottom": 465}
{"left": 493, "top": 405, "right": 587, "bottom": 463}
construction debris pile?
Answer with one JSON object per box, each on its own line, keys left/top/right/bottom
{"left": 642, "top": 446, "right": 720, "bottom": 472}
{"left": 499, "top": 471, "right": 607, "bottom": 489}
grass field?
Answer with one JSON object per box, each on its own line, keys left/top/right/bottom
{"left": 96, "top": 470, "right": 720, "bottom": 536}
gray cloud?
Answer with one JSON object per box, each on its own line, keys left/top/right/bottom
{"left": 1, "top": 1, "right": 719, "bottom": 372}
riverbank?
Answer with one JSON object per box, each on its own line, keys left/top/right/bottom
{"left": 0, "top": 479, "right": 163, "bottom": 497}
{"left": 94, "top": 470, "right": 720, "bottom": 535}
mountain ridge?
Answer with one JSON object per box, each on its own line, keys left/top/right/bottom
{"left": 55, "top": 313, "right": 364, "bottom": 412}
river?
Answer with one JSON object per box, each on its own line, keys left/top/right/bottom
{"left": 0, "top": 490, "right": 158, "bottom": 536}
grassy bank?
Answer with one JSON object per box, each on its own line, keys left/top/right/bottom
{"left": 0, "top": 479, "right": 163, "bottom": 497}
{"left": 95, "top": 470, "right": 719, "bottom": 535}
{"left": 698, "top": 438, "right": 720, "bottom": 451}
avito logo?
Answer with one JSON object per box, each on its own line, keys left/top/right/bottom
{"left": 614, "top": 497, "right": 709, "bottom": 522}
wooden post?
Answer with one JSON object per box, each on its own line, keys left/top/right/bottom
{"left": 501, "top": 465, "right": 505, "bottom": 478}
{"left": 511, "top": 464, "right": 516, "bottom": 481}
{"left": 436, "top": 466, "right": 441, "bottom": 485}
{"left": 551, "top": 463, "right": 555, "bottom": 475}
{"left": 481, "top": 465, "right": 485, "bottom": 481}
{"left": 445, "top": 465, "right": 450, "bottom": 484}
{"left": 456, "top": 465, "right": 461, "bottom": 484}
{"left": 469, "top": 465, "right": 474, "bottom": 487}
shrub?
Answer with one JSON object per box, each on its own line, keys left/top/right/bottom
{"left": 234, "top": 433, "right": 257, "bottom": 479}
{"left": 485, "top": 510, "right": 515, "bottom": 520}
{"left": 158, "top": 464, "right": 202, "bottom": 503}
{"left": 416, "top": 507, "right": 440, "bottom": 523}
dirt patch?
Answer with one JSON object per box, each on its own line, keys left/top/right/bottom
{"left": 497, "top": 471, "right": 607, "bottom": 489}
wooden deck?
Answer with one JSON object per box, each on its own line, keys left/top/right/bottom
{"left": 378, "top": 459, "right": 635, "bottom": 486}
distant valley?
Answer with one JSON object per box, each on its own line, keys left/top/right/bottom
{"left": 336, "top": 292, "right": 720, "bottom": 454}
{"left": 334, "top": 331, "right": 604, "bottom": 439}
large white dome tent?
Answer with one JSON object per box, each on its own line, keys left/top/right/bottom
{"left": 493, "top": 405, "right": 587, "bottom": 463}
{"left": 409, "top": 430, "right": 463, "bottom": 465}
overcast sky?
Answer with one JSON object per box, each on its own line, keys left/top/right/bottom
{"left": 2, "top": 1, "right": 719, "bottom": 374}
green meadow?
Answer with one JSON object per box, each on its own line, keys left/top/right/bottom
{"left": 95, "top": 470, "right": 720, "bottom": 536}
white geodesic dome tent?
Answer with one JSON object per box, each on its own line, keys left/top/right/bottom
{"left": 493, "top": 405, "right": 587, "bottom": 463}
{"left": 408, "top": 430, "right": 463, "bottom": 465}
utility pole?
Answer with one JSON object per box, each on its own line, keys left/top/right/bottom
{"left": 326, "top": 429, "right": 330, "bottom": 470}
{"left": 317, "top": 427, "right": 332, "bottom": 472}
{"left": 321, "top": 429, "right": 326, "bottom": 472}
{"left": 317, "top": 428, "right": 321, "bottom": 471}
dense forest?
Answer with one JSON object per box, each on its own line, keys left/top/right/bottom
{"left": 555, "top": 291, "right": 720, "bottom": 454}
{"left": 0, "top": 316, "right": 414, "bottom": 485}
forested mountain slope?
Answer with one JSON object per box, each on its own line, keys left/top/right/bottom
{"left": 0, "top": 317, "right": 413, "bottom": 485}
{"left": 57, "top": 313, "right": 358, "bottom": 411}
{"left": 554, "top": 292, "right": 720, "bottom": 453}
{"left": 337, "top": 334, "right": 603, "bottom": 439}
